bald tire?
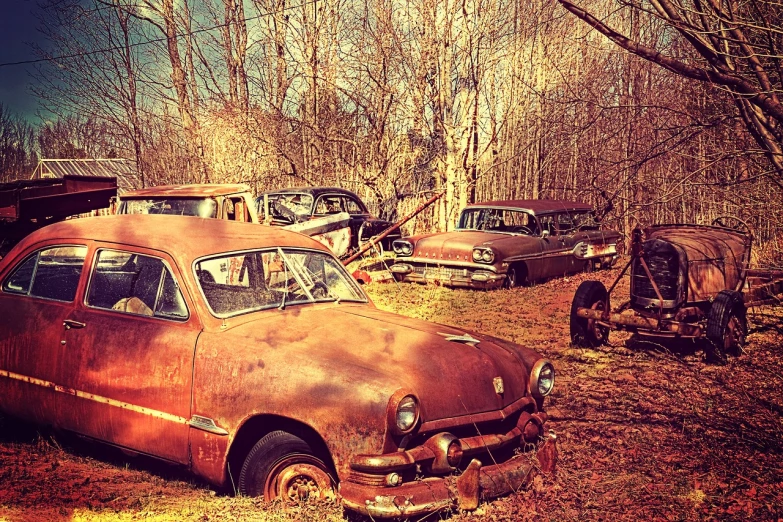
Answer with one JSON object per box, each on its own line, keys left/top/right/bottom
{"left": 705, "top": 290, "right": 746, "bottom": 364}
{"left": 238, "top": 430, "right": 331, "bottom": 500}
{"left": 570, "top": 280, "right": 610, "bottom": 347}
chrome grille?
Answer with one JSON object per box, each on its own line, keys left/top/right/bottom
{"left": 411, "top": 265, "right": 471, "bottom": 278}
{"left": 347, "top": 470, "right": 388, "bottom": 487}
{"left": 632, "top": 254, "right": 679, "bottom": 301}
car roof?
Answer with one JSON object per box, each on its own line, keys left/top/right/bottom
{"left": 465, "top": 199, "right": 593, "bottom": 215}
{"left": 258, "top": 186, "right": 360, "bottom": 199}
{"left": 10, "top": 215, "right": 329, "bottom": 262}
{"left": 122, "top": 184, "right": 250, "bottom": 198}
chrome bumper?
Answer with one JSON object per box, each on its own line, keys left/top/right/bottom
{"left": 340, "top": 432, "right": 557, "bottom": 518}
{"left": 391, "top": 263, "right": 506, "bottom": 289}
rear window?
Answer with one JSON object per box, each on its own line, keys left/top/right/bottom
{"left": 2, "top": 245, "right": 87, "bottom": 302}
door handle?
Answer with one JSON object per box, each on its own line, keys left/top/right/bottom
{"left": 63, "top": 319, "right": 86, "bottom": 330}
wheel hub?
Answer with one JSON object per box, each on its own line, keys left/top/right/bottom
{"left": 267, "top": 459, "right": 333, "bottom": 502}
{"left": 588, "top": 301, "right": 606, "bottom": 342}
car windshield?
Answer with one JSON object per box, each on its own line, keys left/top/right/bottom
{"left": 195, "top": 247, "right": 365, "bottom": 317}
{"left": 457, "top": 208, "right": 539, "bottom": 235}
{"left": 118, "top": 198, "right": 217, "bottom": 218}
{"left": 257, "top": 193, "right": 314, "bottom": 224}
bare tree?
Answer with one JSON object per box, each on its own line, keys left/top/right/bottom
{"left": 558, "top": 0, "right": 783, "bottom": 186}
{"left": 0, "top": 104, "right": 37, "bottom": 182}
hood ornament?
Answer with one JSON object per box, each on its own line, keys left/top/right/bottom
{"left": 437, "top": 332, "right": 481, "bottom": 346}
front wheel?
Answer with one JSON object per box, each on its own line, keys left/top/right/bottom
{"left": 705, "top": 290, "right": 747, "bottom": 364}
{"left": 503, "top": 263, "right": 527, "bottom": 288}
{"left": 570, "top": 280, "right": 610, "bottom": 347}
{"left": 238, "top": 431, "right": 334, "bottom": 502}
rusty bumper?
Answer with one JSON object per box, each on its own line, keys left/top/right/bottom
{"left": 390, "top": 263, "right": 506, "bottom": 289}
{"left": 340, "top": 432, "right": 557, "bottom": 518}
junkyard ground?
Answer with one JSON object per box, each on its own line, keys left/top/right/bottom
{"left": 1, "top": 263, "right": 782, "bottom": 521}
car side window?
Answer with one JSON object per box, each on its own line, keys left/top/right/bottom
{"left": 315, "top": 196, "right": 343, "bottom": 215}
{"left": 557, "top": 214, "right": 576, "bottom": 234}
{"left": 86, "top": 249, "right": 188, "bottom": 320}
{"left": 343, "top": 197, "right": 363, "bottom": 214}
{"left": 2, "top": 246, "right": 87, "bottom": 301}
{"left": 539, "top": 215, "right": 556, "bottom": 236}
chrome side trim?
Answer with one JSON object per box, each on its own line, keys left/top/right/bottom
{"left": 0, "top": 368, "right": 188, "bottom": 425}
{"left": 188, "top": 415, "right": 229, "bottom": 436}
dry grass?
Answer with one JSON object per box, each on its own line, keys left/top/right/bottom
{"left": 2, "top": 265, "right": 782, "bottom": 521}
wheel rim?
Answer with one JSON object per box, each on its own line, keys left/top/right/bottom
{"left": 505, "top": 268, "right": 516, "bottom": 288}
{"left": 587, "top": 300, "right": 607, "bottom": 343}
{"left": 724, "top": 315, "right": 745, "bottom": 352}
{"left": 264, "top": 454, "right": 333, "bottom": 502}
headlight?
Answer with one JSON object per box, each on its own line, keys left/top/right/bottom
{"left": 472, "top": 247, "right": 495, "bottom": 264}
{"left": 530, "top": 359, "right": 555, "bottom": 398}
{"left": 393, "top": 240, "right": 413, "bottom": 256}
{"left": 396, "top": 395, "right": 419, "bottom": 432}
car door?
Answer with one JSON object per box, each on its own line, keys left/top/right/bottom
{"left": 536, "top": 214, "right": 570, "bottom": 278}
{"left": 557, "top": 212, "right": 590, "bottom": 274}
{"left": 341, "top": 194, "right": 371, "bottom": 242}
{"left": 0, "top": 244, "right": 88, "bottom": 426}
{"left": 57, "top": 246, "right": 200, "bottom": 464}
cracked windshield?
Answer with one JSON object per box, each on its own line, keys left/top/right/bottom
{"left": 118, "top": 198, "right": 217, "bottom": 218}
{"left": 195, "top": 248, "right": 365, "bottom": 317}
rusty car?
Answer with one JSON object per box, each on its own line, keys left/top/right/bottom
{"left": 391, "top": 199, "right": 622, "bottom": 289}
{"left": 569, "top": 218, "right": 783, "bottom": 362}
{"left": 117, "top": 183, "right": 358, "bottom": 258}
{"left": 0, "top": 214, "right": 557, "bottom": 517}
{"left": 257, "top": 187, "right": 402, "bottom": 257}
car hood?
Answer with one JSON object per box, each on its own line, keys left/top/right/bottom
{"left": 201, "top": 304, "right": 540, "bottom": 422}
{"left": 410, "top": 230, "right": 539, "bottom": 257}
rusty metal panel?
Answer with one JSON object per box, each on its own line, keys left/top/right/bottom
{"left": 646, "top": 225, "right": 751, "bottom": 302}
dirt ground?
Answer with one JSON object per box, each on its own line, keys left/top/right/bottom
{"left": 1, "top": 265, "right": 782, "bottom": 521}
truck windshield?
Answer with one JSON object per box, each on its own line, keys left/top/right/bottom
{"left": 118, "top": 198, "right": 217, "bottom": 218}
{"left": 195, "top": 247, "right": 366, "bottom": 318}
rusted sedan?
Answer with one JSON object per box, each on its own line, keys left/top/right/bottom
{"left": 392, "top": 199, "right": 622, "bottom": 289}
{"left": 0, "top": 215, "right": 557, "bottom": 517}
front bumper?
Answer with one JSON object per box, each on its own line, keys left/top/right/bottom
{"left": 341, "top": 432, "right": 557, "bottom": 517}
{"left": 391, "top": 262, "right": 506, "bottom": 289}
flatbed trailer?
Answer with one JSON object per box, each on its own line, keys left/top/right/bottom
{"left": 0, "top": 175, "right": 117, "bottom": 256}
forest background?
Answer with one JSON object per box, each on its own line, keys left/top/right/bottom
{"left": 0, "top": 0, "right": 781, "bottom": 262}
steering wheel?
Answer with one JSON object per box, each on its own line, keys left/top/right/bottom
{"left": 516, "top": 226, "right": 533, "bottom": 235}
{"left": 711, "top": 216, "right": 751, "bottom": 236}
{"left": 310, "top": 281, "right": 329, "bottom": 298}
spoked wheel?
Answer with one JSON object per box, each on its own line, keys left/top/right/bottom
{"left": 570, "top": 280, "right": 610, "bottom": 347}
{"left": 705, "top": 290, "right": 747, "bottom": 364}
{"left": 711, "top": 216, "right": 751, "bottom": 236}
{"left": 238, "top": 431, "right": 335, "bottom": 502}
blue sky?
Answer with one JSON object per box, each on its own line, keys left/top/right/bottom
{"left": 0, "top": 0, "right": 44, "bottom": 121}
